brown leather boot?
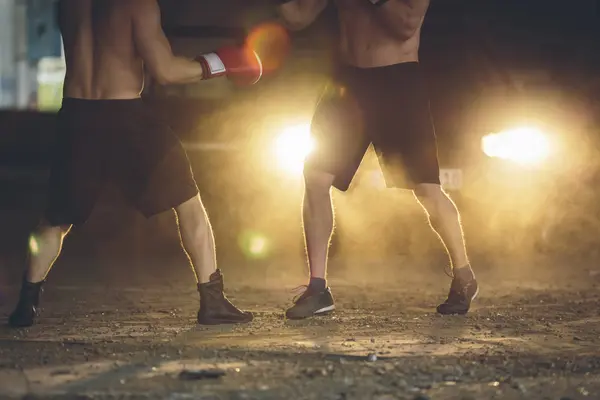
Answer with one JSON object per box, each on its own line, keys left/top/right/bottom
{"left": 9, "top": 276, "right": 45, "bottom": 328}
{"left": 197, "top": 269, "right": 253, "bottom": 325}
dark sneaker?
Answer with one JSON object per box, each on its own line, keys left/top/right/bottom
{"left": 437, "top": 275, "right": 479, "bottom": 315}
{"left": 197, "top": 269, "right": 253, "bottom": 325}
{"left": 9, "top": 278, "right": 45, "bottom": 328}
{"left": 286, "top": 286, "right": 335, "bottom": 320}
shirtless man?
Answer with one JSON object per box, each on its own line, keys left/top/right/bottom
{"left": 8, "top": 0, "right": 262, "bottom": 328}
{"left": 277, "top": 0, "right": 479, "bottom": 319}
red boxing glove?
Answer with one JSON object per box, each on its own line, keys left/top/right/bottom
{"left": 195, "top": 46, "right": 263, "bottom": 86}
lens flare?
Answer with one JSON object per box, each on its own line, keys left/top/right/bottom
{"left": 274, "top": 124, "right": 314, "bottom": 174}
{"left": 238, "top": 230, "right": 270, "bottom": 259}
{"left": 249, "top": 236, "right": 267, "bottom": 255}
{"left": 246, "top": 23, "right": 290, "bottom": 74}
{"left": 29, "top": 235, "right": 39, "bottom": 256}
{"left": 482, "top": 126, "right": 551, "bottom": 165}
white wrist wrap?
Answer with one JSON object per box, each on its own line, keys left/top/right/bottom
{"left": 201, "top": 53, "right": 226, "bottom": 76}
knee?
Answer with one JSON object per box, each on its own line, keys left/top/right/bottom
{"left": 174, "top": 196, "right": 209, "bottom": 228}
{"left": 414, "top": 183, "right": 445, "bottom": 203}
{"left": 35, "top": 221, "right": 72, "bottom": 238}
{"left": 414, "top": 184, "right": 455, "bottom": 216}
{"left": 303, "top": 169, "right": 334, "bottom": 200}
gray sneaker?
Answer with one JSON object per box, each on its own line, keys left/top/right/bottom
{"left": 286, "top": 287, "right": 335, "bottom": 320}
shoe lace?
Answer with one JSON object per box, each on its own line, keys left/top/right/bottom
{"left": 444, "top": 264, "right": 454, "bottom": 278}
{"left": 291, "top": 285, "right": 309, "bottom": 303}
{"left": 446, "top": 275, "right": 475, "bottom": 303}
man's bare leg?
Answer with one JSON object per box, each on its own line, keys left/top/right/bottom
{"left": 303, "top": 170, "right": 336, "bottom": 280}
{"left": 9, "top": 223, "right": 71, "bottom": 327}
{"left": 174, "top": 194, "right": 252, "bottom": 324}
{"left": 414, "top": 183, "right": 478, "bottom": 315}
{"left": 413, "top": 184, "right": 469, "bottom": 270}
{"left": 174, "top": 195, "right": 216, "bottom": 284}
{"left": 27, "top": 224, "right": 72, "bottom": 282}
{"left": 286, "top": 170, "right": 336, "bottom": 319}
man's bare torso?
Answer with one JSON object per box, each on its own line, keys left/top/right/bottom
{"left": 59, "top": 0, "right": 144, "bottom": 99}
{"left": 334, "top": 0, "right": 428, "bottom": 68}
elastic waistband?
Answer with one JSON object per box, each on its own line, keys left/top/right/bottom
{"left": 335, "top": 61, "right": 421, "bottom": 83}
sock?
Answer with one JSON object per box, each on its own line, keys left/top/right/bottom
{"left": 454, "top": 264, "right": 475, "bottom": 282}
{"left": 308, "top": 277, "right": 326, "bottom": 292}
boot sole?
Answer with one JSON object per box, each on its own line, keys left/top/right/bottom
{"left": 198, "top": 320, "right": 253, "bottom": 325}
{"left": 315, "top": 304, "right": 336, "bottom": 314}
{"left": 197, "top": 316, "right": 253, "bottom": 325}
{"left": 8, "top": 314, "right": 36, "bottom": 328}
{"left": 8, "top": 321, "right": 34, "bottom": 328}
{"left": 286, "top": 304, "right": 336, "bottom": 320}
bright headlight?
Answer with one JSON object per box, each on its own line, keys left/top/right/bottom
{"left": 274, "top": 123, "right": 314, "bottom": 174}
{"left": 482, "top": 126, "right": 551, "bottom": 165}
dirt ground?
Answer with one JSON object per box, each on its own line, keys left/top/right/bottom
{"left": 0, "top": 264, "right": 599, "bottom": 400}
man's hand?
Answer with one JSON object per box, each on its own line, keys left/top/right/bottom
{"left": 277, "top": 0, "right": 328, "bottom": 31}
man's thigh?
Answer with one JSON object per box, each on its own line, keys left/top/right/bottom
{"left": 111, "top": 102, "right": 199, "bottom": 217}
{"left": 371, "top": 67, "right": 441, "bottom": 189}
{"left": 304, "top": 84, "right": 370, "bottom": 192}
{"left": 45, "top": 102, "right": 108, "bottom": 227}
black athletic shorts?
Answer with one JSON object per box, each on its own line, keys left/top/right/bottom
{"left": 45, "top": 98, "right": 199, "bottom": 227}
{"left": 305, "top": 62, "right": 441, "bottom": 191}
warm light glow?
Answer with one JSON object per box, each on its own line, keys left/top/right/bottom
{"left": 238, "top": 231, "right": 270, "bottom": 259}
{"left": 248, "top": 236, "right": 267, "bottom": 256}
{"left": 29, "top": 235, "right": 39, "bottom": 256}
{"left": 274, "top": 124, "right": 315, "bottom": 174}
{"left": 482, "top": 126, "right": 551, "bottom": 164}
{"left": 246, "top": 23, "right": 290, "bottom": 74}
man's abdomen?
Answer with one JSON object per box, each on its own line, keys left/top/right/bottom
{"left": 338, "top": 18, "right": 420, "bottom": 68}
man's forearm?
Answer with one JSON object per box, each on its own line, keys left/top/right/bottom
{"left": 154, "top": 56, "right": 204, "bottom": 85}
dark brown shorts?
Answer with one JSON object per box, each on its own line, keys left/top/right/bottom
{"left": 305, "top": 62, "right": 440, "bottom": 191}
{"left": 45, "top": 98, "right": 198, "bottom": 226}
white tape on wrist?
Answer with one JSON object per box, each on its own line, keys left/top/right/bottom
{"left": 202, "top": 53, "right": 226, "bottom": 75}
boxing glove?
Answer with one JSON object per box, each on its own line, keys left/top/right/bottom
{"left": 195, "top": 46, "right": 263, "bottom": 86}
